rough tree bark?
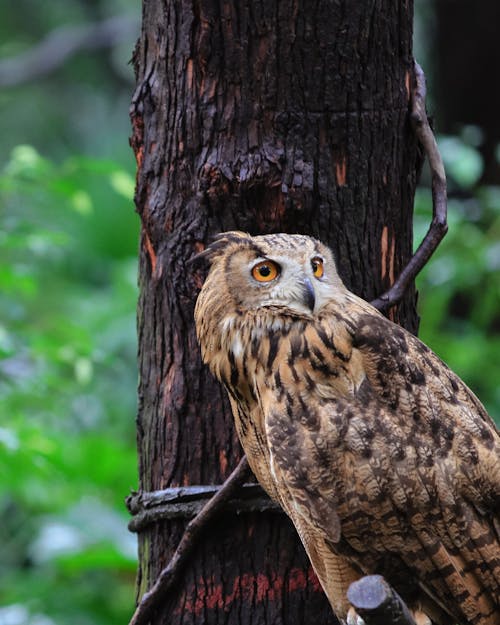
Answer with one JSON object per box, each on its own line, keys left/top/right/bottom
{"left": 130, "top": 1, "right": 418, "bottom": 623}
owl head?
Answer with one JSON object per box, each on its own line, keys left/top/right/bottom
{"left": 195, "top": 231, "right": 347, "bottom": 318}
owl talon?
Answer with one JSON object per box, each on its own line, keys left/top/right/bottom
{"left": 346, "top": 607, "right": 365, "bottom": 625}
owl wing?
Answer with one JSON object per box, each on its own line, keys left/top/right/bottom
{"left": 350, "top": 303, "right": 500, "bottom": 515}
{"left": 349, "top": 306, "right": 500, "bottom": 621}
{"left": 264, "top": 300, "right": 500, "bottom": 625}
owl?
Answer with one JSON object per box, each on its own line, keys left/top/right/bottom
{"left": 194, "top": 231, "right": 500, "bottom": 625}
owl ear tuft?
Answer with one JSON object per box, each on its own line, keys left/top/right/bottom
{"left": 188, "top": 231, "right": 256, "bottom": 265}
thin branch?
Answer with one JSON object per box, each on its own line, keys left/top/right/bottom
{"left": 0, "top": 15, "right": 139, "bottom": 87}
{"left": 128, "top": 456, "right": 250, "bottom": 625}
{"left": 371, "top": 61, "right": 448, "bottom": 311}
{"left": 347, "top": 575, "right": 417, "bottom": 625}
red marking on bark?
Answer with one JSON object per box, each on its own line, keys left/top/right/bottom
{"left": 130, "top": 110, "right": 144, "bottom": 182}
{"left": 130, "top": 113, "right": 144, "bottom": 170}
{"left": 380, "top": 226, "right": 395, "bottom": 286}
{"left": 143, "top": 228, "right": 157, "bottom": 275}
{"left": 175, "top": 566, "right": 321, "bottom": 615}
{"left": 204, "top": 578, "right": 224, "bottom": 609}
{"left": 389, "top": 234, "right": 395, "bottom": 285}
{"left": 186, "top": 58, "right": 194, "bottom": 90}
{"left": 219, "top": 449, "right": 228, "bottom": 476}
{"left": 135, "top": 145, "right": 144, "bottom": 170}
{"left": 335, "top": 157, "right": 347, "bottom": 186}
{"left": 287, "top": 567, "right": 307, "bottom": 592}
{"left": 260, "top": 571, "right": 283, "bottom": 601}
{"left": 381, "top": 226, "right": 388, "bottom": 280}
{"left": 193, "top": 577, "right": 225, "bottom": 612}
{"left": 405, "top": 70, "right": 411, "bottom": 100}
{"left": 239, "top": 572, "right": 258, "bottom": 602}
{"left": 381, "top": 227, "right": 397, "bottom": 320}
{"left": 380, "top": 226, "right": 389, "bottom": 279}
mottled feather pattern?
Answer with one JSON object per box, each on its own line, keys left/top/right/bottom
{"left": 194, "top": 232, "right": 500, "bottom": 625}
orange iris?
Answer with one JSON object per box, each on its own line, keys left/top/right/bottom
{"left": 251, "top": 260, "right": 280, "bottom": 282}
{"left": 311, "top": 257, "right": 324, "bottom": 278}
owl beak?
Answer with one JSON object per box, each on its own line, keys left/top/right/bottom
{"left": 301, "top": 277, "right": 316, "bottom": 312}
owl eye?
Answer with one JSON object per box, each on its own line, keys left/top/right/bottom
{"left": 311, "top": 257, "right": 324, "bottom": 278}
{"left": 251, "top": 260, "right": 280, "bottom": 282}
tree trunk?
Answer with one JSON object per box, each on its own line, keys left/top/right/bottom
{"left": 130, "top": 1, "right": 418, "bottom": 623}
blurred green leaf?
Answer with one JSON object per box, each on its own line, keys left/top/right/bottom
{"left": 416, "top": 171, "right": 500, "bottom": 421}
{"left": 438, "top": 135, "right": 484, "bottom": 188}
{"left": 0, "top": 5, "right": 140, "bottom": 622}
{"left": 1, "top": 144, "right": 138, "bottom": 623}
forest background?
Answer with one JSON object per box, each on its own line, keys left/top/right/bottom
{"left": 1, "top": 2, "right": 499, "bottom": 624}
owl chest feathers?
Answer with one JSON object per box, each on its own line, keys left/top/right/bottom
{"left": 212, "top": 308, "right": 370, "bottom": 487}
{"left": 217, "top": 308, "right": 364, "bottom": 409}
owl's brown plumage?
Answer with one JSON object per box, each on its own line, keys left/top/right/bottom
{"left": 194, "top": 231, "right": 500, "bottom": 625}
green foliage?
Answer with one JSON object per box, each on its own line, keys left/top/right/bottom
{"left": 0, "top": 145, "right": 139, "bottom": 624}
{"left": 0, "top": 2, "right": 140, "bottom": 621}
{"left": 415, "top": 135, "right": 500, "bottom": 420}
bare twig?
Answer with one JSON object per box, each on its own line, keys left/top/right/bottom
{"left": 128, "top": 456, "right": 250, "bottom": 625}
{"left": 347, "top": 575, "right": 417, "bottom": 625}
{"left": 0, "top": 15, "right": 139, "bottom": 87}
{"left": 371, "top": 61, "right": 448, "bottom": 311}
